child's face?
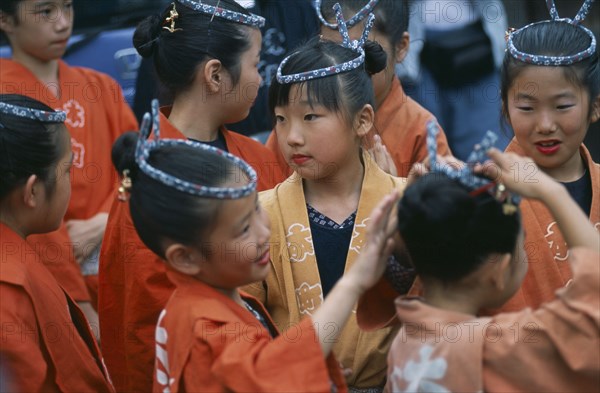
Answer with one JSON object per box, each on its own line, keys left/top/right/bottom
{"left": 274, "top": 85, "right": 362, "bottom": 180}
{"left": 221, "top": 27, "right": 263, "bottom": 124}
{"left": 199, "top": 191, "right": 271, "bottom": 290}
{"left": 3, "top": 0, "right": 73, "bottom": 62}
{"left": 37, "top": 127, "right": 72, "bottom": 233}
{"left": 507, "top": 66, "right": 598, "bottom": 180}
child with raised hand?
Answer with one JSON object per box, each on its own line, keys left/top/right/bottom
{"left": 266, "top": 0, "right": 452, "bottom": 177}
{"left": 0, "top": 0, "right": 139, "bottom": 312}
{"left": 98, "top": 1, "right": 286, "bottom": 390}
{"left": 0, "top": 94, "right": 113, "bottom": 392}
{"left": 242, "top": 6, "right": 416, "bottom": 391}
{"left": 496, "top": 0, "right": 600, "bottom": 312}
{"left": 358, "top": 123, "right": 599, "bottom": 392}
{"left": 112, "top": 103, "right": 399, "bottom": 392}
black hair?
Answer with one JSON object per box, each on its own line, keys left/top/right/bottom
{"left": 0, "top": 94, "right": 68, "bottom": 200}
{"left": 0, "top": 0, "right": 20, "bottom": 42}
{"left": 112, "top": 132, "right": 241, "bottom": 259}
{"left": 133, "top": 0, "right": 256, "bottom": 98}
{"left": 269, "top": 36, "right": 387, "bottom": 123}
{"left": 501, "top": 21, "right": 600, "bottom": 122}
{"left": 397, "top": 173, "right": 521, "bottom": 283}
{"left": 320, "top": 0, "right": 409, "bottom": 49}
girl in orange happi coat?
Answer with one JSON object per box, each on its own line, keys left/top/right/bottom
{"left": 495, "top": 0, "right": 600, "bottom": 313}
{"left": 112, "top": 100, "right": 399, "bottom": 392}
{"left": 357, "top": 121, "right": 599, "bottom": 392}
{"left": 0, "top": 94, "right": 113, "bottom": 392}
{"left": 97, "top": 1, "right": 286, "bottom": 391}
{"left": 0, "top": 0, "right": 138, "bottom": 317}
{"left": 266, "top": 0, "right": 452, "bottom": 177}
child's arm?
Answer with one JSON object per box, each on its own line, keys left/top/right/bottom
{"left": 311, "top": 190, "right": 400, "bottom": 356}
{"left": 484, "top": 148, "right": 599, "bottom": 252}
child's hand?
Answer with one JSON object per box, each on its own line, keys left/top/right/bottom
{"left": 479, "top": 148, "right": 557, "bottom": 200}
{"left": 346, "top": 191, "right": 400, "bottom": 293}
{"left": 368, "top": 135, "right": 398, "bottom": 176}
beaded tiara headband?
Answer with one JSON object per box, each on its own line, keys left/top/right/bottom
{"left": 507, "top": 0, "right": 596, "bottom": 66}
{"left": 315, "top": 0, "right": 379, "bottom": 29}
{"left": 426, "top": 121, "right": 521, "bottom": 214}
{"left": 0, "top": 102, "right": 66, "bottom": 127}
{"left": 176, "top": 0, "right": 265, "bottom": 28}
{"left": 277, "top": 3, "right": 374, "bottom": 84}
{"left": 135, "top": 100, "right": 257, "bottom": 199}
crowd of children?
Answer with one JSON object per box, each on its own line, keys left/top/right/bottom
{"left": 0, "top": 0, "right": 598, "bottom": 392}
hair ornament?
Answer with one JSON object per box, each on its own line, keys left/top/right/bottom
{"left": 118, "top": 170, "right": 132, "bottom": 202}
{"left": 176, "top": 0, "right": 265, "bottom": 28}
{"left": 426, "top": 120, "right": 520, "bottom": 215}
{"left": 315, "top": 0, "right": 379, "bottom": 29}
{"left": 134, "top": 100, "right": 257, "bottom": 199}
{"left": 0, "top": 102, "right": 66, "bottom": 124}
{"left": 506, "top": 0, "right": 596, "bottom": 66}
{"left": 163, "top": 2, "right": 183, "bottom": 33}
{"left": 277, "top": 3, "right": 374, "bottom": 84}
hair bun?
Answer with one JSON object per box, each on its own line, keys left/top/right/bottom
{"left": 133, "top": 14, "right": 162, "bottom": 58}
{"left": 364, "top": 40, "right": 388, "bottom": 75}
{"left": 112, "top": 131, "right": 142, "bottom": 181}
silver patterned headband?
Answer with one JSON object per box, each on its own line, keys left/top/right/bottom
{"left": 277, "top": 3, "right": 374, "bottom": 84}
{"left": 507, "top": 0, "right": 596, "bottom": 66}
{"left": 135, "top": 100, "right": 257, "bottom": 199}
{"left": 315, "top": 0, "right": 379, "bottom": 29}
{"left": 426, "top": 120, "right": 520, "bottom": 214}
{"left": 0, "top": 102, "right": 66, "bottom": 127}
{"left": 176, "top": 0, "right": 265, "bottom": 28}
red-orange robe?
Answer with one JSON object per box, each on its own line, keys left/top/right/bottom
{"left": 154, "top": 270, "right": 347, "bottom": 392}
{"left": 265, "top": 77, "right": 451, "bottom": 177}
{"left": 0, "top": 59, "right": 138, "bottom": 306}
{"left": 490, "top": 140, "right": 600, "bottom": 313}
{"left": 0, "top": 223, "right": 114, "bottom": 392}
{"left": 98, "top": 107, "right": 286, "bottom": 393}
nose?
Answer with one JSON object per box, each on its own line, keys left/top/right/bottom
{"left": 535, "top": 110, "right": 557, "bottom": 134}
{"left": 285, "top": 120, "right": 304, "bottom": 147}
{"left": 55, "top": 5, "right": 72, "bottom": 32}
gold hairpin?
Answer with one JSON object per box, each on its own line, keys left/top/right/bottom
{"left": 505, "top": 27, "right": 516, "bottom": 43}
{"left": 163, "top": 2, "right": 183, "bottom": 33}
{"left": 118, "top": 169, "right": 132, "bottom": 202}
{"left": 495, "top": 183, "right": 518, "bottom": 215}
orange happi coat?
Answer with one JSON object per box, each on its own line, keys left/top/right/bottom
{"left": 0, "top": 59, "right": 138, "bottom": 306}
{"left": 265, "top": 77, "right": 452, "bottom": 177}
{"left": 154, "top": 270, "right": 347, "bottom": 393}
{"left": 0, "top": 223, "right": 113, "bottom": 392}
{"left": 492, "top": 140, "right": 600, "bottom": 312}
{"left": 98, "top": 107, "right": 286, "bottom": 393}
{"left": 385, "top": 247, "right": 599, "bottom": 392}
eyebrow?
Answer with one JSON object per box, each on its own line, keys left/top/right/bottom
{"left": 515, "top": 91, "right": 576, "bottom": 101}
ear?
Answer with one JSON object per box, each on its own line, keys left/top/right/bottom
{"left": 165, "top": 243, "right": 203, "bottom": 276}
{"left": 22, "top": 175, "right": 39, "bottom": 208}
{"left": 394, "top": 32, "right": 410, "bottom": 63}
{"left": 590, "top": 95, "right": 600, "bottom": 123}
{"left": 0, "top": 11, "right": 16, "bottom": 35}
{"left": 354, "top": 104, "right": 375, "bottom": 138}
{"left": 488, "top": 253, "right": 512, "bottom": 291}
{"left": 203, "top": 59, "right": 224, "bottom": 94}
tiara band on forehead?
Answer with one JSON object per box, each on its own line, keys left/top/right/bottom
{"left": 0, "top": 102, "right": 66, "bottom": 126}
{"left": 135, "top": 100, "right": 257, "bottom": 199}
{"left": 276, "top": 3, "right": 374, "bottom": 84}
{"left": 315, "top": 0, "right": 379, "bottom": 29}
{"left": 506, "top": 0, "right": 597, "bottom": 66}
{"left": 176, "top": 0, "right": 265, "bottom": 28}
{"left": 426, "top": 120, "right": 521, "bottom": 213}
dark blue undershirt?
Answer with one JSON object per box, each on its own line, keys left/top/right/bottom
{"left": 562, "top": 169, "right": 592, "bottom": 216}
{"left": 307, "top": 204, "right": 356, "bottom": 297}
{"left": 188, "top": 130, "right": 228, "bottom": 152}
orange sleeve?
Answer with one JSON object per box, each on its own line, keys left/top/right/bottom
{"left": 26, "top": 224, "right": 90, "bottom": 302}
{"left": 200, "top": 318, "right": 345, "bottom": 392}
{"left": 0, "top": 284, "right": 50, "bottom": 392}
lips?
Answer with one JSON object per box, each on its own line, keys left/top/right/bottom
{"left": 535, "top": 140, "right": 561, "bottom": 155}
{"left": 256, "top": 250, "right": 270, "bottom": 266}
{"left": 291, "top": 154, "right": 310, "bottom": 165}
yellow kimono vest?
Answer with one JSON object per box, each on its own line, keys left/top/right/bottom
{"left": 245, "top": 153, "right": 407, "bottom": 389}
